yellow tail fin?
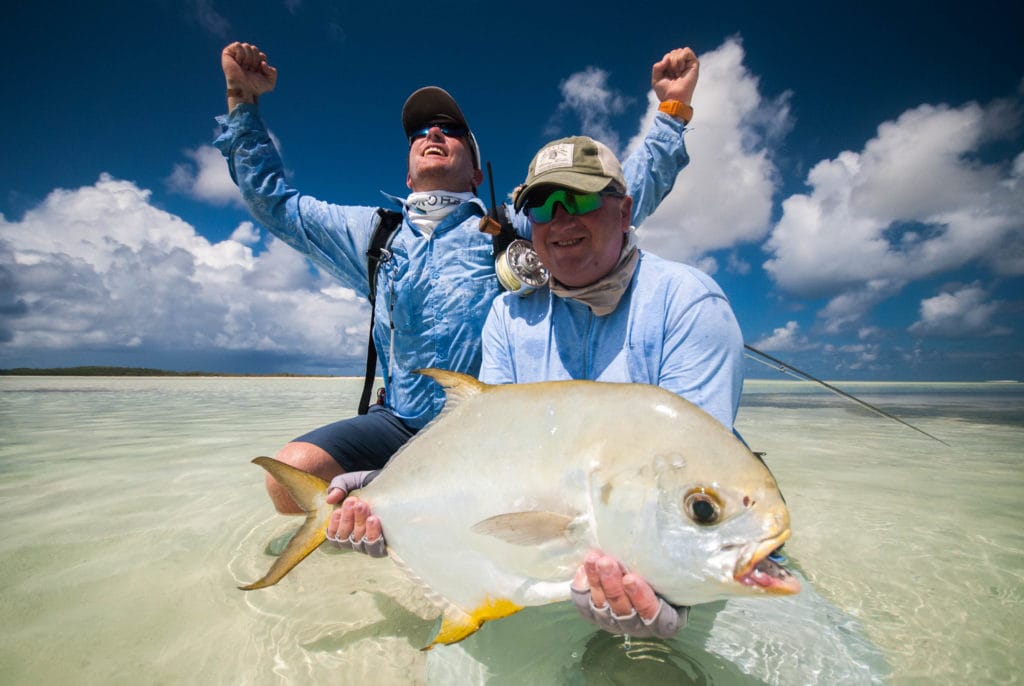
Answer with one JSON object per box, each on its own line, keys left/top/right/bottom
{"left": 239, "top": 457, "right": 333, "bottom": 590}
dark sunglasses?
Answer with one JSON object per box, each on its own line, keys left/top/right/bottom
{"left": 408, "top": 124, "right": 469, "bottom": 144}
{"left": 525, "top": 188, "right": 624, "bottom": 224}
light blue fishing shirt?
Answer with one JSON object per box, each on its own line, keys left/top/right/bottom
{"left": 479, "top": 252, "right": 745, "bottom": 430}
{"left": 214, "top": 104, "right": 689, "bottom": 428}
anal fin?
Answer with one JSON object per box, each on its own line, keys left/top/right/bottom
{"left": 427, "top": 597, "right": 524, "bottom": 649}
{"left": 387, "top": 550, "right": 525, "bottom": 649}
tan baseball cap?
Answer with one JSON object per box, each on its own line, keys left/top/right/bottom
{"left": 513, "top": 136, "right": 626, "bottom": 210}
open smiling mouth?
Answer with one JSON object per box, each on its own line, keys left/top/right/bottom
{"left": 553, "top": 237, "right": 584, "bottom": 247}
{"left": 423, "top": 145, "right": 446, "bottom": 157}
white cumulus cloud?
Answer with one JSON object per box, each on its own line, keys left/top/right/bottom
{"left": 547, "top": 66, "right": 630, "bottom": 151}
{"left": 0, "top": 174, "right": 369, "bottom": 369}
{"left": 751, "top": 320, "right": 818, "bottom": 352}
{"left": 625, "top": 36, "right": 790, "bottom": 264}
{"left": 167, "top": 144, "right": 244, "bottom": 207}
{"left": 909, "top": 283, "right": 1011, "bottom": 338}
{"left": 817, "top": 279, "right": 903, "bottom": 335}
{"left": 764, "top": 99, "right": 1024, "bottom": 298}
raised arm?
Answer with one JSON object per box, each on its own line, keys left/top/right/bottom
{"left": 214, "top": 42, "right": 378, "bottom": 294}
{"left": 509, "top": 47, "right": 701, "bottom": 238}
{"left": 622, "top": 47, "right": 700, "bottom": 226}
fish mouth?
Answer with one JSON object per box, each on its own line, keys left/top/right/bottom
{"left": 733, "top": 530, "right": 800, "bottom": 595}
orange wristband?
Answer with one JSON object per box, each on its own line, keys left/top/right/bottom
{"left": 658, "top": 100, "right": 693, "bottom": 124}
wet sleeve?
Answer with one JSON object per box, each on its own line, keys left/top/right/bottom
{"left": 506, "top": 115, "right": 689, "bottom": 240}
{"left": 621, "top": 113, "right": 689, "bottom": 227}
{"left": 214, "top": 105, "right": 379, "bottom": 295}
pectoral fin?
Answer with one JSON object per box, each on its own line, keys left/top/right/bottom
{"left": 471, "top": 511, "right": 577, "bottom": 546}
{"left": 239, "top": 457, "right": 333, "bottom": 591}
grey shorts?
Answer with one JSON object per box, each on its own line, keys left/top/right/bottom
{"left": 292, "top": 405, "right": 418, "bottom": 472}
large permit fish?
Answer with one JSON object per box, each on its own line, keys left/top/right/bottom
{"left": 241, "top": 369, "right": 799, "bottom": 646}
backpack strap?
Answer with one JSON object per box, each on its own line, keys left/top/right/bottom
{"left": 359, "top": 208, "right": 403, "bottom": 415}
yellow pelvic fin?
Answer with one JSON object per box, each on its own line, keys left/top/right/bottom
{"left": 238, "top": 457, "right": 332, "bottom": 591}
{"left": 427, "top": 597, "right": 524, "bottom": 649}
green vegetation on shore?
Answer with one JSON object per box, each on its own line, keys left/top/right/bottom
{"left": 0, "top": 366, "right": 321, "bottom": 377}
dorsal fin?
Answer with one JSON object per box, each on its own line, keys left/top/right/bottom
{"left": 415, "top": 368, "right": 487, "bottom": 413}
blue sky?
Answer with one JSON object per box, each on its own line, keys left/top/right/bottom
{"left": 1, "top": 1, "right": 1021, "bottom": 380}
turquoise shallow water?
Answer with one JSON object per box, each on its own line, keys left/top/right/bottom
{"left": 0, "top": 376, "right": 1021, "bottom": 684}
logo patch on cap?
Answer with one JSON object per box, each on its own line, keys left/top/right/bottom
{"left": 534, "top": 143, "right": 575, "bottom": 174}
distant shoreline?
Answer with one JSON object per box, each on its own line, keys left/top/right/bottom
{"left": 0, "top": 366, "right": 344, "bottom": 378}
{"left": 0, "top": 366, "right": 1017, "bottom": 384}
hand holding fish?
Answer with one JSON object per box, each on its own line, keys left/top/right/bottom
{"left": 241, "top": 372, "right": 799, "bottom": 646}
{"left": 325, "top": 476, "right": 686, "bottom": 638}
{"left": 325, "top": 472, "right": 387, "bottom": 558}
{"left": 571, "top": 552, "right": 687, "bottom": 639}
{"left": 325, "top": 489, "right": 687, "bottom": 638}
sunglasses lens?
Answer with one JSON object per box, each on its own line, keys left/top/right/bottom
{"left": 526, "top": 190, "right": 563, "bottom": 223}
{"left": 573, "top": 192, "right": 604, "bottom": 214}
{"left": 527, "top": 190, "right": 604, "bottom": 223}
{"left": 409, "top": 125, "right": 468, "bottom": 143}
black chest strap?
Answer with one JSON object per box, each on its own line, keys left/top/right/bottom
{"left": 359, "top": 208, "right": 403, "bottom": 415}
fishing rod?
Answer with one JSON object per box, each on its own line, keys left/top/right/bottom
{"left": 743, "top": 344, "right": 949, "bottom": 447}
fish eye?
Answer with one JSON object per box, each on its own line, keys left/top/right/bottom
{"left": 684, "top": 488, "right": 722, "bottom": 525}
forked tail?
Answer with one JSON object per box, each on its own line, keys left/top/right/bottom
{"left": 238, "top": 457, "right": 334, "bottom": 590}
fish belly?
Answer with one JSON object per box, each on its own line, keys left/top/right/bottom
{"left": 362, "top": 382, "right": 645, "bottom": 611}
{"left": 359, "top": 376, "right": 759, "bottom": 617}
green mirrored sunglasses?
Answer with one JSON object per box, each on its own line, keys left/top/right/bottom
{"left": 525, "top": 189, "right": 624, "bottom": 224}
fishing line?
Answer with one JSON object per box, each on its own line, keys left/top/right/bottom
{"left": 743, "top": 344, "right": 949, "bottom": 447}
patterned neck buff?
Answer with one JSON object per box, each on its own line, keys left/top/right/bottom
{"left": 404, "top": 191, "right": 476, "bottom": 236}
